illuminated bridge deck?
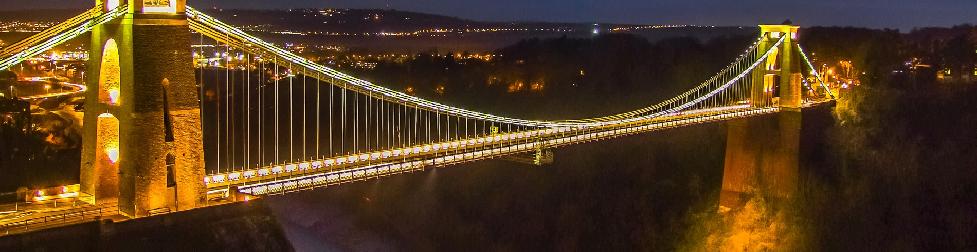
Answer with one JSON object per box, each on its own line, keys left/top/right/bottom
{"left": 203, "top": 104, "right": 813, "bottom": 197}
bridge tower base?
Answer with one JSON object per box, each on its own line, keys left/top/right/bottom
{"left": 81, "top": 1, "right": 203, "bottom": 218}
{"left": 720, "top": 24, "right": 803, "bottom": 209}
{"left": 720, "top": 112, "right": 801, "bottom": 209}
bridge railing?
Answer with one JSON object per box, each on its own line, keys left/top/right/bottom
{"left": 0, "top": 7, "right": 101, "bottom": 58}
{"left": 0, "top": 5, "right": 127, "bottom": 70}
{"left": 203, "top": 105, "right": 768, "bottom": 190}
{"left": 798, "top": 45, "right": 836, "bottom": 101}
{"left": 227, "top": 106, "right": 783, "bottom": 196}
{"left": 0, "top": 202, "right": 117, "bottom": 236}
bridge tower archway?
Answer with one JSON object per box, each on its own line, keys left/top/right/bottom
{"left": 81, "top": 37, "right": 123, "bottom": 205}
{"left": 81, "top": 0, "right": 203, "bottom": 218}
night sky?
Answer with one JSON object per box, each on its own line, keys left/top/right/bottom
{"left": 8, "top": 0, "right": 977, "bottom": 31}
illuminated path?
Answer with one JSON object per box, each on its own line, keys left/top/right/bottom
{"left": 17, "top": 81, "right": 87, "bottom": 101}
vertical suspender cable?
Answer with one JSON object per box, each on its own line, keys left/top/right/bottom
{"left": 289, "top": 63, "right": 293, "bottom": 162}
{"left": 246, "top": 53, "right": 251, "bottom": 170}
{"left": 316, "top": 72, "right": 320, "bottom": 159}
{"left": 215, "top": 40, "right": 221, "bottom": 174}
{"left": 225, "top": 44, "right": 231, "bottom": 170}
{"left": 341, "top": 81, "right": 346, "bottom": 156}
{"left": 275, "top": 59, "right": 279, "bottom": 164}
{"left": 366, "top": 90, "right": 371, "bottom": 152}
{"left": 303, "top": 69, "right": 307, "bottom": 160}
{"left": 355, "top": 88, "right": 359, "bottom": 154}
{"left": 375, "top": 94, "right": 379, "bottom": 151}
{"left": 329, "top": 76, "right": 334, "bottom": 157}
{"left": 258, "top": 56, "right": 263, "bottom": 167}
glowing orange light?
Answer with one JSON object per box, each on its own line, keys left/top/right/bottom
{"left": 507, "top": 81, "right": 525, "bottom": 93}
{"left": 530, "top": 81, "right": 545, "bottom": 91}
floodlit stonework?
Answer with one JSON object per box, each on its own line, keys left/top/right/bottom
{"left": 81, "top": 0, "right": 202, "bottom": 217}
{"left": 721, "top": 25, "right": 803, "bottom": 209}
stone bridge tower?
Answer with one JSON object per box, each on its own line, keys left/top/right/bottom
{"left": 721, "top": 24, "right": 804, "bottom": 209}
{"left": 80, "top": 0, "right": 204, "bottom": 217}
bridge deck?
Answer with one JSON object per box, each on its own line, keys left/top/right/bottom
{"left": 206, "top": 105, "right": 787, "bottom": 197}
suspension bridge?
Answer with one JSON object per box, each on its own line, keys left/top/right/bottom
{"left": 0, "top": 1, "right": 833, "bottom": 234}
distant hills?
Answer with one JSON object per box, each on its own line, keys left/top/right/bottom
{"left": 0, "top": 8, "right": 754, "bottom": 52}
{"left": 0, "top": 9, "right": 82, "bottom": 22}
{"left": 200, "top": 8, "right": 598, "bottom": 34}
{"left": 0, "top": 8, "right": 653, "bottom": 34}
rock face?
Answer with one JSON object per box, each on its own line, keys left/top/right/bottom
{"left": 0, "top": 200, "right": 294, "bottom": 252}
